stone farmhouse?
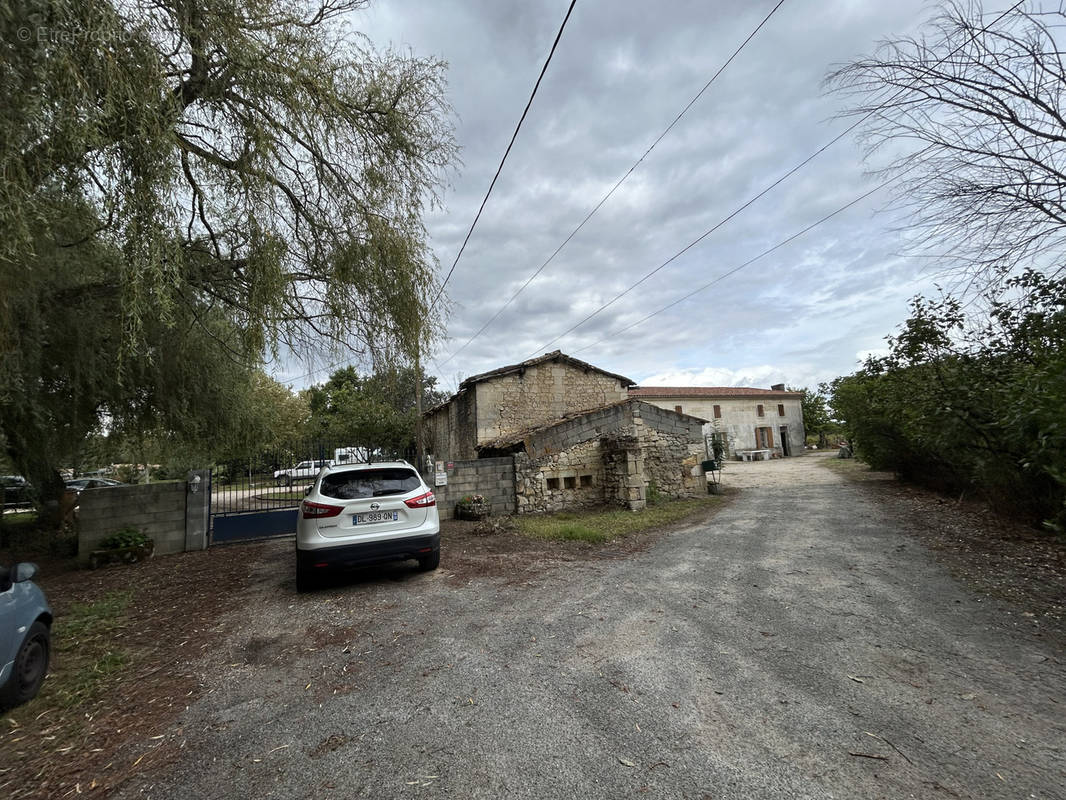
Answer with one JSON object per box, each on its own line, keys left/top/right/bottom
{"left": 628, "top": 385, "right": 805, "bottom": 459}
{"left": 423, "top": 352, "right": 707, "bottom": 518}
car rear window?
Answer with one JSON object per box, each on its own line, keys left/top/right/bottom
{"left": 320, "top": 468, "right": 421, "bottom": 500}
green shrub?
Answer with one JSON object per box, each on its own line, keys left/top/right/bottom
{"left": 831, "top": 271, "right": 1066, "bottom": 532}
{"left": 98, "top": 527, "right": 151, "bottom": 550}
{"left": 646, "top": 481, "right": 663, "bottom": 506}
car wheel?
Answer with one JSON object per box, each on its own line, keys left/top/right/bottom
{"left": 0, "top": 621, "right": 50, "bottom": 710}
{"left": 417, "top": 549, "right": 440, "bottom": 572}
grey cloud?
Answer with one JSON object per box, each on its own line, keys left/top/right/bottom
{"left": 288, "top": 0, "right": 940, "bottom": 393}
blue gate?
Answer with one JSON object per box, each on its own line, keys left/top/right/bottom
{"left": 209, "top": 466, "right": 304, "bottom": 544}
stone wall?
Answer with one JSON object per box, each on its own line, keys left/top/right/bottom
{"left": 428, "top": 457, "right": 515, "bottom": 520}
{"left": 639, "top": 428, "right": 705, "bottom": 499}
{"left": 601, "top": 432, "right": 645, "bottom": 511}
{"left": 475, "top": 360, "right": 628, "bottom": 448}
{"left": 521, "top": 401, "right": 629, "bottom": 458}
{"left": 631, "top": 403, "right": 706, "bottom": 500}
{"left": 514, "top": 439, "right": 605, "bottom": 514}
{"left": 425, "top": 389, "right": 478, "bottom": 461}
{"left": 513, "top": 401, "right": 705, "bottom": 514}
{"left": 78, "top": 481, "right": 190, "bottom": 562}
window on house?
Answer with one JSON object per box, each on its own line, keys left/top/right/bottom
{"left": 757, "top": 404, "right": 765, "bottom": 417}
{"left": 563, "top": 476, "right": 576, "bottom": 489}
{"left": 778, "top": 404, "right": 785, "bottom": 417}
{"left": 713, "top": 405, "right": 722, "bottom": 419}
{"left": 674, "top": 405, "right": 683, "bottom": 413}
{"left": 546, "top": 477, "right": 560, "bottom": 490}
{"left": 580, "top": 474, "right": 593, "bottom": 487}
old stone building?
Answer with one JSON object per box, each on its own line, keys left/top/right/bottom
{"left": 424, "top": 351, "right": 633, "bottom": 460}
{"left": 628, "top": 385, "right": 805, "bottom": 459}
{"left": 423, "top": 352, "right": 706, "bottom": 516}
{"left": 490, "top": 399, "right": 706, "bottom": 513}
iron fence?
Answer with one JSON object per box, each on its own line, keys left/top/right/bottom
{"left": 209, "top": 441, "right": 417, "bottom": 519}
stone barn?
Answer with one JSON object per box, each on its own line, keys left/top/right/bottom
{"left": 423, "top": 352, "right": 708, "bottom": 516}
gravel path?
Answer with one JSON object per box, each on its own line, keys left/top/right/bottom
{"left": 119, "top": 454, "right": 1066, "bottom": 799}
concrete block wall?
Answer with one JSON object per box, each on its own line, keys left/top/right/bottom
{"left": 428, "top": 457, "right": 516, "bottom": 520}
{"left": 524, "top": 402, "right": 630, "bottom": 458}
{"left": 633, "top": 402, "right": 706, "bottom": 439}
{"left": 78, "top": 482, "right": 189, "bottom": 562}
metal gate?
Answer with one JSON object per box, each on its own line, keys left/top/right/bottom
{"left": 207, "top": 442, "right": 415, "bottom": 544}
{"left": 209, "top": 467, "right": 302, "bottom": 544}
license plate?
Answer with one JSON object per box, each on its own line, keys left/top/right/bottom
{"left": 354, "top": 511, "right": 398, "bottom": 525}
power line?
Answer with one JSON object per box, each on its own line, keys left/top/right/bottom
{"left": 429, "top": 0, "right": 578, "bottom": 313}
{"left": 292, "top": 0, "right": 578, "bottom": 388}
{"left": 525, "top": 0, "right": 1026, "bottom": 357}
{"left": 571, "top": 172, "right": 906, "bottom": 356}
{"left": 298, "top": 0, "right": 1025, "bottom": 388}
{"left": 435, "top": 0, "right": 789, "bottom": 371}
{"left": 528, "top": 119, "right": 863, "bottom": 355}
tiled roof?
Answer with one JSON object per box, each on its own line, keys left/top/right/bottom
{"left": 629, "top": 386, "right": 802, "bottom": 398}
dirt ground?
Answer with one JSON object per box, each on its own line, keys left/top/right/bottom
{"left": 3, "top": 453, "right": 1064, "bottom": 799}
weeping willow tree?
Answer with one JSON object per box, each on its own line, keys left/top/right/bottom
{"left": 0, "top": 0, "right": 457, "bottom": 519}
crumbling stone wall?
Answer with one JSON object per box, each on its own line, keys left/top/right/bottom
{"left": 601, "top": 431, "right": 645, "bottom": 511}
{"left": 511, "top": 400, "right": 705, "bottom": 514}
{"left": 475, "top": 360, "right": 627, "bottom": 447}
{"left": 514, "top": 440, "right": 604, "bottom": 514}
{"left": 632, "top": 404, "right": 705, "bottom": 499}
{"left": 639, "top": 429, "right": 704, "bottom": 499}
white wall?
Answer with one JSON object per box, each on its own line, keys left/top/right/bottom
{"left": 636, "top": 396, "right": 805, "bottom": 458}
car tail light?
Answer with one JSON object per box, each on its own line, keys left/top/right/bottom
{"left": 404, "top": 491, "right": 436, "bottom": 508}
{"left": 301, "top": 500, "right": 343, "bottom": 518}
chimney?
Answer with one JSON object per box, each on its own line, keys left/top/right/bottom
{"left": 771, "top": 383, "right": 785, "bottom": 391}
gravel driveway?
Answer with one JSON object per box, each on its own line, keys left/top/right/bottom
{"left": 119, "top": 454, "right": 1065, "bottom": 799}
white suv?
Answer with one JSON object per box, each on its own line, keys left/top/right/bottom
{"left": 295, "top": 461, "right": 439, "bottom": 592}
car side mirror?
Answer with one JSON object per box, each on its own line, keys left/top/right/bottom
{"left": 13, "top": 562, "right": 38, "bottom": 583}
{"left": 304, "top": 485, "right": 312, "bottom": 496}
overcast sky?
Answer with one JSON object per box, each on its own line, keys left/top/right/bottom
{"left": 282, "top": 0, "right": 944, "bottom": 394}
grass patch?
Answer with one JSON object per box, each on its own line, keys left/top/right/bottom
{"left": 1, "top": 510, "right": 37, "bottom": 528}
{"left": 262, "top": 490, "right": 308, "bottom": 502}
{"left": 818, "top": 456, "right": 895, "bottom": 482}
{"left": 49, "top": 590, "right": 134, "bottom": 709}
{"left": 515, "top": 496, "right": 723, "bottom": 542}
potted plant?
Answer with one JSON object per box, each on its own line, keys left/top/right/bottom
{"left": 89, "top": 527, "right": 155, "bottom": 569}
{"left": 455, "top": 494, "right": 489, "bottom": 521}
